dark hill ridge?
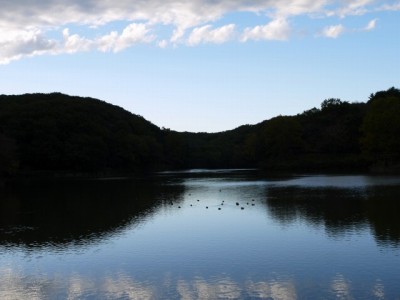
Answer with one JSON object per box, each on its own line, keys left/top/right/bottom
{"left": 0, "top": 88, "right": 399, "bottom": 177}
{"left": 0, "top": 93, "right": 163, "bottom": 174}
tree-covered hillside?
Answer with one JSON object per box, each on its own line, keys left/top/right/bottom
{"left": 0, "top": 93, "right": 163, "bottom": 175}
{"left": 0, "top": 88, "right": 399, "bottom": 177}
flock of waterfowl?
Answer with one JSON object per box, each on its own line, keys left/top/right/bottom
{"left": 169, "top": 192, "right": 256, "bottom": 211}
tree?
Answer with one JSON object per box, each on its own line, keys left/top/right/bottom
{"left": 261, "top": 116, "right": 304, "bottom": 160}
{"left": 0, "top": 133, "right": 19, "bottom": 177}
{"left": 320, "top": 98, "right": 344, "bottom": 110}
{"left": 361, "top": 88, "right": 400, "bottom": 165}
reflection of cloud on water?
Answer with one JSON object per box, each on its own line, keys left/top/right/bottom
{"left": 0, "top": 269, "right": 156, "bottom": 300}
{"left": 67, "top": 274, "right": 96, "bottom": 300}
{"left": 0, "top": 269, "right": 296, "bottom": 300}
{"left": 328, "top": 274, "right": 387, "bottom": 300}
{"left": 0, "top": 267, "right": 45, "bottom": 300}
{"left": 100, "top": 274, "right": 154, "bottom": 299}
{"left": 177, "top": 277, "right": 241, "bottom": 299}
{"left": 372, "top": 280, "right": 385, "bottom": 300}
{"left": 245, "top": 279, "right": 297, "bottom": 300}
{"left": 330, "top": 274, "right": 352, "bottom": 299}
{"left": 0, "top": 269, "right": 392, "bottom": 299}
{"left": 176, "top": 276, "right": 297, "bottom": 300}
{"left": 68, "top": 273, "right": 157, "bottom": 299}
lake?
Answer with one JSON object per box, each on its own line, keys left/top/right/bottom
{"left": 0, "top": 170, "right": 399, "bottom": 299}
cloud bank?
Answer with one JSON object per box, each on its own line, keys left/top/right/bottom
{"left": 0, "top": 0, "right": 397, "bottom": 63}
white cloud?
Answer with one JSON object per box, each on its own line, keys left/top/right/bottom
{"left": 97, "top": 31, "right": 119, "bottom": 53}
{"left": 273, "top": 0, "right": 329, "bottom": 17}
{"left": 0, "top": 23, "right": 156, "bottom": 64}
{"left": 328, "top": 0, "right": 375, "bottom": 18}
{"left": 0, "top": 0, "right": 396, "bottom": 63}
{"left": 379, "top": 2, "right": 400, "bottom": 11}
{"left": 241, "top": 18, "right": 290, "bottom": 41}
{"left": 321, "top": 24, "right": 345, "bottom": 38}
{"left": 0, "top": 29, "right": 57, "bottom": 64}
{"left": 113, "top": 23, "right": 155, "bottom": 52}
{"left": 364, "top": 18, "right": 377, "bottom": 31}
{"left": 187, "top": 24, "right": 236, "bottom": 46}
{"left": 75, "top": 23, "right": 155, "bottom": 53}
{"left": 318, "top": 18, "right": 377, "bottom": 38}
{"left": 158, "top": 39, "right": 168, "bottom": 48}
{"left": 170, "top": 27, "right": 186, "bottom": 43}
{"left": 63, "top": 28, "right": 93, "bottom": 53}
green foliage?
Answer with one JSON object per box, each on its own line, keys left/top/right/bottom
{"left": 362, "top": 87, "right": 400, "bottom": 165}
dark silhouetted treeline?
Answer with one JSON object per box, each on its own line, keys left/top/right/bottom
{"left": 0, "top": 93, "right": 163, "bottom": 176}
{"left": 0, "top": 88, "right": 399, "bottom": 177}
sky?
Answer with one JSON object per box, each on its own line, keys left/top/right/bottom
{"left": 0, "top": 0, "right": 399, "bottom": 132}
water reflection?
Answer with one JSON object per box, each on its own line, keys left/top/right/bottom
{"left": 176, "top": 277, "right": 297, "bottom": 300}
{"left": 0, "top": 270, "right": 156, "bottom": 299}
{"left": 245, "top": 279, "right": 297, "bottom": 300}
{"left": 365, "top": 186, "right": 400, "bottom": 247}
{"left": 0, "top": 269, "right": 395, "bottom": 299}
{"left": 266, "top": 187, "right": 368, "bottom": 234}
{"left": 269, "top": 174, "right": 400, "bottom": 188}
{"left": 0, "top": 172, "right": 399, "bottom": 299}
{"left": 265, "top": 185, "right": 400, "bottom": 246}
{"left": 330, "top": 274, "right": 352, "bottom": 299}
{"left": 177, "top": 277, "right": 241, "bottom": 299}
{"left": 1, "top": 173, "right": 399, "bottom": 249}
{"left": 0, "top": 177, "right": 184, "bottom": 249}
{"left": 0, "top": 268, "right": 302, "bottom": 299}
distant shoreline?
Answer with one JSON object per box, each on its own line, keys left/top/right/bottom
{"left": 1, "top": 88, "right": 399, "bottom": 178}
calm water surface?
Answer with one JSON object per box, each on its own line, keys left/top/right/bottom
{"left": 0, "top": 170, "right": 399, "bottom": 299}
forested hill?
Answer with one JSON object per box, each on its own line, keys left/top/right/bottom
{"left": 0, "top": 93, "right": 163, "bottom": 175}
{"left": 1, "top": 88, "right": 400, "bottom": 177}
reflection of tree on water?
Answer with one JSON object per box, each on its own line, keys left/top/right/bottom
{"left": 265, "top": 186, "right": 400, "bottom": 246}
{"left": 0, "top": 177, "right": 185, "bottom": 248}
{"left": 365, "top": 186, "right": 400, "bottom": 247}
{"left": 265, "top": 187, "right": 368, "bottom": 232}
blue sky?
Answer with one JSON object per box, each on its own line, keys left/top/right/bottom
{"left": 0, "top": 0, "right": 399, "bottom": 132}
